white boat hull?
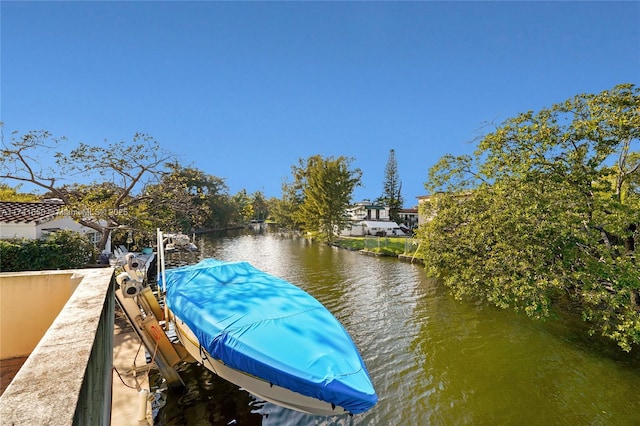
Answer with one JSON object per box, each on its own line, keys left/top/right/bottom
{"left": 173, "top": 316, "right": 350, "bottom": 416}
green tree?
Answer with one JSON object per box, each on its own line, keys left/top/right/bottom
{"left": 378, "top": 148, "right": 404, "bottom": 223}
{"left": 0, "top": 129, "right": 174, "bottom": 249}
{"left": 232, "top": 189, "right": 253, "bottom": 224}
{"left": 291, "top": 155, "right": 362, "bottom": 242}
{"left": 269, "top": 182, "right": 304, "bottom": 230}
{"left": 250, "top": 191, "right": 269, "bottom": 221}
{"left": 0, "top": 183, "right": 38, "bottom": 201}
{"left": 208, "top": 194, "right": 237, "bottom": 230}
{"left": 144, "top": 163, "right": 229, "bottom": 232}
{"left": 418, "top": 84, "right": 640, "bottom": 350}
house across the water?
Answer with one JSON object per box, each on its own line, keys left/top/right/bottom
{"left": 340, "top": 200, "right": 406, "bottom": 237}
{"left": 0, "top": 200, "right": 111, "bottom": 252}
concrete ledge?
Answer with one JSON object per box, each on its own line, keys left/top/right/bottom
{"left": 398, "top": 254, "right": 424, "bottom": 265}
{"left": 0, "top": 267, "right": 115, "bottom": 425}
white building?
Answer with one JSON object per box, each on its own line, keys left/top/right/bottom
{"left": 341, "top": 200, "right": 403, "bottom": 237}
{"left": 345, "top": 200, "right": 390, "bottom": 222}
{"left": 0, "top": 200, "right": 111, "bottom": 252}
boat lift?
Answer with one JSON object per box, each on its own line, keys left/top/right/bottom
{"left": 113, "top": 229, "right": 193, "bottom": 390}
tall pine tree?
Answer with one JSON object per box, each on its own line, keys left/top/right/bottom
{"left": 379, "top": 149, "right": 403, "bottom": 223}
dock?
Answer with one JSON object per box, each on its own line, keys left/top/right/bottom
{"left": 112, "top": 307, "right": 153, "bottom": 426}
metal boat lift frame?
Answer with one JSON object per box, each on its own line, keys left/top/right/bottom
{"left": 113, "top": 229, "right": 190, "bottom": 390}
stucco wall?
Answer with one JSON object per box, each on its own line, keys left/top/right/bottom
{"left": 37, "top": 216, "right": 85, "bottom": 237}
{"left": 0, "top": 271, "right": 83, "bottom": 359}
{"left": 0, "top": 222, "right": 36, "bottom": 239}
{"left": 0, "top": 267, "right": 115, "bottom": 425}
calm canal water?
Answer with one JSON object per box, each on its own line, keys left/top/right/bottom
{"left": 153, "top": 232, "right": 640, "bottom": 425}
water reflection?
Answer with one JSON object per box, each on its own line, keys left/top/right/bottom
{"left": 152, "top": 362, "right": 262, "bottom": 425}
{"left": 153, "top": 232, "right": 640, "bottom": 425}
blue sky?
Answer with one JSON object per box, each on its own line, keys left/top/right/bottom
{"left": 2, "top": 1, "right": 638, "bottom": 206}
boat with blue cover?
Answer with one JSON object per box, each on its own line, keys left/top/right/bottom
{"left": 162, "top": 258, "right": 378, "bottom": 416}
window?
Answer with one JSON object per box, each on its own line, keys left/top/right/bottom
{"left": 87, "top": 232, "right": 101, "bottom": 246}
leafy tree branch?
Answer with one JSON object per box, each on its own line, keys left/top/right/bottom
{"left": 418, "top": 83, "right": 640, "bottom": 351}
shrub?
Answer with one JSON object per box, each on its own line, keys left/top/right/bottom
{"left": 0, "top": 230, "right": 97, "bottom": 272}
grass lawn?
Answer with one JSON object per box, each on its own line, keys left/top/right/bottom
{"left": 332, "top": 236, "right": 417, "bottom": 257}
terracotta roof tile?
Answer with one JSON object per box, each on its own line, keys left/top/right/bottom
{"left": 0, "top": 201, "right": 64, "bottom": 224}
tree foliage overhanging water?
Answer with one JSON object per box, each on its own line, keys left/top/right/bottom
{"left": 417, "top": 84, "right": 640, "bottom": 351}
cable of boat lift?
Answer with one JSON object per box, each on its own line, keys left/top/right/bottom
{"left": 112, "top": 330, "right": 160, "bottom": 391}
{"left": 156, "top": 228, "right": 169, "bottom": 331}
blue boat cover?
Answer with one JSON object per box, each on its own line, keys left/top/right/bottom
{"left": 163, "top": 259, "right": 378, "bottom": 414}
